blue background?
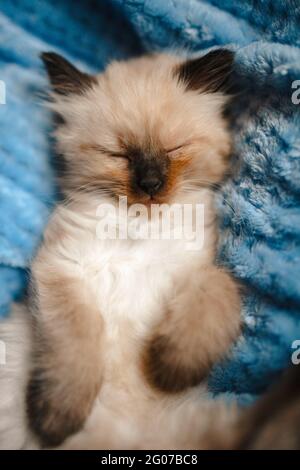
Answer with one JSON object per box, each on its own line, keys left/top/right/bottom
{"left": 1, "top": 0, "right": 300, "bottom": 403}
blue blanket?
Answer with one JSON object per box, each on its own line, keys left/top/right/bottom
{"left": 1, "top": 0, "right": 300, "bottom": 403}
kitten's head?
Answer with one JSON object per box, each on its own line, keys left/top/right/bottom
{"left": 42, "top": 50, "right": 234, "bottom": 204}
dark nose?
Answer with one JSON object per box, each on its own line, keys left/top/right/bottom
{"left": 138, "top": 175, "right": 163, "bottom": 196}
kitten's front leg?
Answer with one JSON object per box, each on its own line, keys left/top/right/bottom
{"left": 143, "top": 266, "right": 241, "bottom": 392}
{"left": 27, "top": 246, "right": 104, "bottom": 448}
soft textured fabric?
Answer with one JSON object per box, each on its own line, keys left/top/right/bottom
{"left": 0, "top": 0, "right": 300, "bottom": 402}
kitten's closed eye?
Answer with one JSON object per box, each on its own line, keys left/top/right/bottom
{"left": 166, "top": 144, "right": 185, "bottom": 155}
{"left": 80, "top": 144, "right": 130, "bottom": 160}
{"left": 104, "top": 149, "right": 130, "bottom": 161}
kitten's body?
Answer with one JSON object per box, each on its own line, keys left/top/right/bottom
{"left": 34, "top": 190, "right": 222, "bottom": 449}
{"left": 0, "top": 194, "right": 237, "bottom": 450}
{"left": 0, "top": 51, "right": 242, "bottom": 449}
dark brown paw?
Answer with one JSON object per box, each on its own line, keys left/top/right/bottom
{"left": 142, "top": 335, "right": 209, "bottom": 393}
{"left": 26, "top": 368, "right": 86, "bottom": 447}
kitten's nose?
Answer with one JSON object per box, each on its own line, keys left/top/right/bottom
{"left": 138, "top": 175, "right": 163, "bottom": 196}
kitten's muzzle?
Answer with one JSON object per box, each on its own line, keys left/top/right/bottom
{"left": 129, "top": 150, "right": 168, "bottom": 197}
{"left": 138, "top": 173, "right": 164, "bottom": 196}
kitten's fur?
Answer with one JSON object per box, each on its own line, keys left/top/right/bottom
{"left": 0, "top": 50, "right": 242, "bottom": 449}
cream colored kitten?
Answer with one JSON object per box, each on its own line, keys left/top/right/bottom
{"left": 0, "top": 50, "right": 241, "bottom": 449}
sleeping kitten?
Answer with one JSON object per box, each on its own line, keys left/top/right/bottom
{"left": 0, "top": 49, "right": 241, "bottom": 449}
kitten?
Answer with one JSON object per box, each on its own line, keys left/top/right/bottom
{"left": 0, "top": 49, "right": 241, "bottom": 449}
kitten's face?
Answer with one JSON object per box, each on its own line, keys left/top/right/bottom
{"left": 42, "top": 50, "right": 234, "bottom": 204}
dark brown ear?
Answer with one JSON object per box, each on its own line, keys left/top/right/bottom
{"left": 175, "top": 49, "right": 234, "bottom": 94}
{"left": 40, "top": 52, "right": 96, "bottom": 95}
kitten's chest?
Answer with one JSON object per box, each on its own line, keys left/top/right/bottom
{"left": 82, "top": 237, "right": 198, "bottom": 395}
{"left": 83, "top": 237, "right": 196, "bottom": 335}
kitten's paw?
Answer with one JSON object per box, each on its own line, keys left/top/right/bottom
{"left": 26, "top": 367, "right": 99, "bottom": 447}
{"left": 143, "top": 334, "right": 209, "bottom": 393}
{"left": 143, "top": 268, "right": 241, "bottom": 393}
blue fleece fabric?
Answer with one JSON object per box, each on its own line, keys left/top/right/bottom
{"left": 1, "top": 0, "right": 300, "bottom": 402}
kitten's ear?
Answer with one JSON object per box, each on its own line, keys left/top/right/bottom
{"left": 175, "top": 49, "right": 234, "bottom": 94}
{"left": 40, "top": 52, "right": 96, "bottom": 95}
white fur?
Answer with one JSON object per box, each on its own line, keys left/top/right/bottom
{"left": 0, "top": 305, "right": 36, "bottom": 449}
